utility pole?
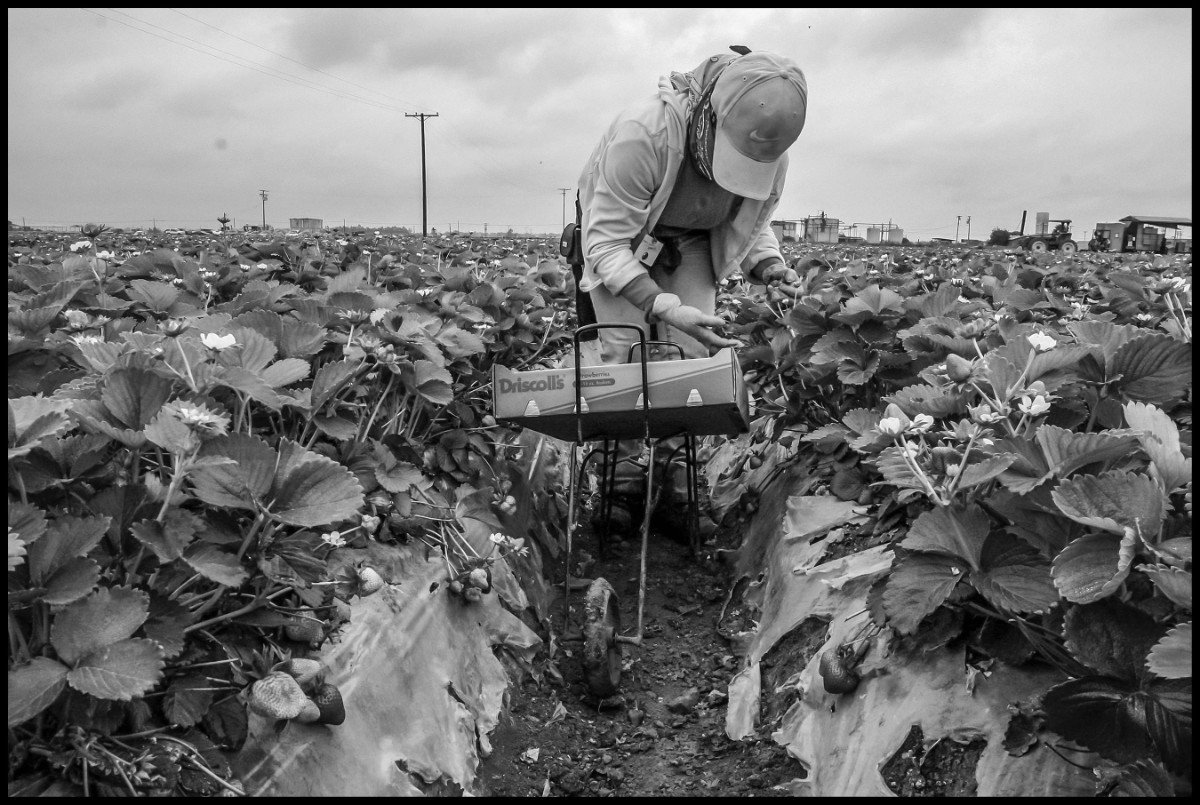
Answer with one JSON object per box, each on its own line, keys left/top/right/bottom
{"left": 405, "top": 112, "right": 439, "bottom": 238}
{"left": 956, "top": 215, "right": 962, "bottom": 242}
{"left": 966, "top": 216, "right": 971, "bottom": 241}
{"left": 557, "top": 187, "right": 571, "bottom": 228}
{"left": 259, "top": 189, "right": 269, "bottom": 229}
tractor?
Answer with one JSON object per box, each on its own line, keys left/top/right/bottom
{"left": 1009, "top": 211, "right": 1078, "bottom": 256}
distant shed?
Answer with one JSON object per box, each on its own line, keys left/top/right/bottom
{"left": 1093, "top": 215, "right": 1192, "bottom": 253}
{"left": 289, "top": 217, "right": 323, "bottom": 231}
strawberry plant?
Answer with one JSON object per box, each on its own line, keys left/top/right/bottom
{"left": 8, "top": 226, "right": 574, "bottom": 795}
{"left": 726, "top": 244, "right": 1191, "bottom": 786}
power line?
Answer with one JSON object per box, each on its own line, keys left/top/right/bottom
{"left": 165, "top": 8, "right": 436, "bottom": 113}
{"left": 101, "top": 7, "right": 413, "bottom": 113}
{"left": 82, "top": 8, "right": 416, "bottom": 114}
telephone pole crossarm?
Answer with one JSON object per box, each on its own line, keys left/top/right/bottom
{"left": 406, "top": 112, "right": 439, "bottom": 238}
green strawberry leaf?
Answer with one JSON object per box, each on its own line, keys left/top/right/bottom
{"left": 51, "top": 587, "right": 151, "bottom": 666}
{"left": 41, "top": 557, "right": 101, "bottom": 606}
{"left": 66, "top": 638, "right": 164, "bottom": 701}
{"left": 1063, "top": 598, "right": 1164, "bottom": 681}
{"left": 1051, "top": 530, "right": 1138, "bottom": 604}
{"left": 183, "top": 543, "right": 249, "bottom": 588}
{"left": 1146, "top": 623, "right": 1192, "bottom": 680}
{"left": 900, "top": 503, "right": 990, "bottom": 571}
{"left": 8, "top": 657, "right": 70, "bottom": 728}
{"left": 268, "top": 439, "right": 364, "bottom": 527}
{"left": 27, "top": 514, "right": 111, "bottom": 586}
{"left": 881, "top": 550, "right": 965, "bottom": 635}
{"left": 969, "top": 533, "right": 1058, "bottom": 614}
{"left": 1051, "top": 470, "right": 1165, "bottom": 536}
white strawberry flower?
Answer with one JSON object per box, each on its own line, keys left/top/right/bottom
{"left": 1018, "top": 394, "right": 1052, "bottom": 417}
{"left": 9, "top": 527, "right": 27, "bottom": 571}
{"left": 63, "top": 309, "right": 92, "bottom": 329}
{"left": 968, "top": 403, "right": 1003, "bottom": 424}
{"left": 1027, "top": 332, "right": 1057, "bottom": 352}
{"left": 489, "top": 532, "right": 507, "bottom": 545}
{"left": 168, "top": 401, "right": 230, "bottom": 435}
{"left": 878, "top": 417, "right": 907, "bottom": 437}
{"left": 321, "top": 531, "right": 346, "bottom": 548}
{"left": 70, "top": 240, "right": 92, "bottom": 252}
{"left": 200, "top": 332, "right": 237, "bottom": 351}
{"left": 909, "top": 414, "right": 935, "bottom": 433}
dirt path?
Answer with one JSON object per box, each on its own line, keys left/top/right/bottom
{"left": 474, "top": 501, "right": 807, "bottom": 797}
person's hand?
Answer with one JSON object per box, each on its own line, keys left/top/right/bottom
{"left": 759, "top": 263, "right": 800, "bottom": 285}
{"left": 658, "top": 302, "right": 740, "bottom": 354}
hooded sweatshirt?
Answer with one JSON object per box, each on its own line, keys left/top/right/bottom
{"left": 576, "top": 53, "right": 788, "bottom": 298}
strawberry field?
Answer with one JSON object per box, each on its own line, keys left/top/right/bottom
{"left": 7, "top": 225, "right": 1192, "bottom": 796}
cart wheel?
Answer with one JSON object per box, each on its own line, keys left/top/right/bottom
{"left": 582, "top": 577, "right": 622, "bottom": 697}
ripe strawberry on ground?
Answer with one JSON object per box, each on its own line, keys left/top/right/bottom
{"left": 467, "top": 567, "right": 491, "bottom": 591}
{"left": 313, "top": 682, "right": 346, "bottom": 725}
{"left": 274, "top": 657, "right": 322, "bottom": 688}
{"left": 248, "top": 672, "right": 311, "bottom": 720}
{"left": 357, "top": 566, "right": 385, "bottom": 596}
{"left": 284, "top": 617, "right": 324, "bottom": 647}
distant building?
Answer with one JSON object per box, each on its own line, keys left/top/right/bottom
{"left": 289, "top": 217, "right": 323, "bottom": 231}
{"left": 866, "top": 225, "right": 904, "bottom": 245}
{"left": 803, "top": 214, "right": 840, "bottom": 244}
{"left": 770, "top": 220, "right": 799, "bottom": 242}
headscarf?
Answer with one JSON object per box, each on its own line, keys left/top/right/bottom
{"left": 687, "top": 80, "right": 718, "bottom": 182}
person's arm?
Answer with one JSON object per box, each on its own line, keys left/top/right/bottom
{"left": 741, "top": 166, "right": 799, "bottom": 286}
{"left": 583, "top": 120, "right": 666, "bottom": 300}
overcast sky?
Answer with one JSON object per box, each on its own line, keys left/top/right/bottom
{"left": 7, "top": 8, "right": 1193, "bottom": 240}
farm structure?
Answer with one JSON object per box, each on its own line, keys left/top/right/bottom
{"left": 770, "top": 219, "right": 799, "bottom": 242}
{"left": 803, "top": 214, "right": 840, "bottom": 244}
{"left": 288, "top": 217, "right": 323, "bottom": 231}
{"left": 1092, "top": 215, "right": 1191, "bottom": 254}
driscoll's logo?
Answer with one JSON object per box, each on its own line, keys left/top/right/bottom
{"left": 498, "top": 375, "right": 565, "bottom": 394}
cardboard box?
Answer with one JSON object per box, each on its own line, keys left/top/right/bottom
{"left": 492, "top": 348, "right": 751, "bottom": 442}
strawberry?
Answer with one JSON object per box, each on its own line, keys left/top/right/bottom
{"left": 313, "top": 682, "right": 346, "bottom": 725}
{"left": 248, "top": 672, "right": 310, "bottom": 720}
{"left": 294, "top": 699, "right": 321, "bottom": 724}
{"left": 284, "top": 617, "right": 324, "bottom": 647}
{"left": 357, "top": 566, "right": 385, "bottom": 596}
{"left": 944, "top": 353, "right": 975, "bottom": 383}
{"left": 463, "top": 586, "right": 483, "bottom": 603}
{"left": 275, "top": 657, "right": 322, "bottom": 688}
{"left": 467, "top": 567, "right": 490, "bottom": 591}
{"left": 818, "top": 646, "right": 861, "bottom": 695}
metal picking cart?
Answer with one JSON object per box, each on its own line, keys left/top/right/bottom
{"left": 503, "top": 322, "right": 748, "bottom": 697}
